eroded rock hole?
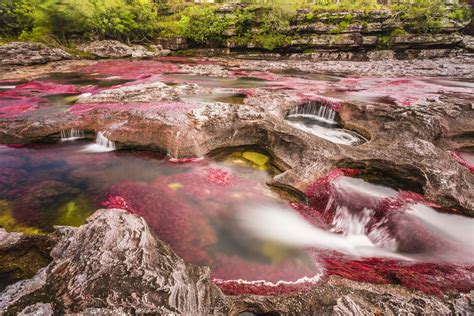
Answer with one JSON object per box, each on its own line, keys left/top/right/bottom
{"left": 285, "top": 101, "right": 367, "bottom": 146}
{"left": 336, "top": 160, "right": 426, "bottom": 194}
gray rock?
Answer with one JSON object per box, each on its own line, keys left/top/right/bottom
{"left": 1, "top": 209, "right": 472, "bottom": 315}
{"left": 77, "top": 40, "right": 155, "bottom": 59}
{"left": 460, "top": 35, "right": 474, "bottom": 51}
{"left": 0, "top": 209, "right": 228, "bottom": 314}
{"left": 0, "top": 42, "right": 71, "bottom": 66}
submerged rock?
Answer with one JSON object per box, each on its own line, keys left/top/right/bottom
{"left": 0, "top": 228, "right": 53, "bottom": 292}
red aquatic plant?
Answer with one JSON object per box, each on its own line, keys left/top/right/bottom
{"left": 81, "top": 60, "right": 178, "bottom": 80}
{"left": 14, "top": 81, "right": 79, "bottom": 95}
{"left": 449, "top": 150, "right": 474, "bottom": 174}
{"left": 320, "top": 255, "right": 474, "bottom": 296}
{"left": 70, "top": 101, "right": 199, "bottom": 115}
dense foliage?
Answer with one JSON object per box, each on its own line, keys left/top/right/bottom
{"left": 0, "top": 0, "right": 471, "bottom": 49}
{"left": 0, "top": 0, "right": 33, "bottom": 38}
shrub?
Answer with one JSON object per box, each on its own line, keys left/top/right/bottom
{"left": 0, "top": 0, "right": 33, "bottom": 38}
{"left": 19, "top": 0, "right": 160, "bottom": 43}
{"left": 176, "top": 5, "right": 229, "bottom": 44}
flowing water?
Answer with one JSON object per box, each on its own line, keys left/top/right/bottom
{"left": 1, "top": 60, "right": 474, "bottom": 296}
{"left": 286, "top": 103, "right": 366, "bottom": 146}
{"left": 1, "top": 141, "right": 473, "bottom": 295}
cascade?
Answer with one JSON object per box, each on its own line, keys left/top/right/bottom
{"left": 60, "top": 129, "right": 85, "bottom": 141}
{"left": 96, "top": 132, "right": 116, "bottom": 149}
{"left": 83, "top": 132, "right": 116, "bottom": 152}
{"left": 288, "top": 102, "right": 338, "bottom": 125}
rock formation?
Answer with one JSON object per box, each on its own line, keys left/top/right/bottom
{"left": 77, "top": 40, "right": 171, "bottom": 59}
{"left": 1, "top": 209, "right": 472, "bottom": 315}
{"left": 0, "top": 209, "right": 228, "bottom": 315}
{"left": 0, "top": 42, "right": 71, "bottom": 66}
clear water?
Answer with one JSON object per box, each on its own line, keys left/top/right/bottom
{"left": 0, "top": 142, "right": 319, "bottom": 284}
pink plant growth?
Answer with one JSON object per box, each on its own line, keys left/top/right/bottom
{"left": 449, "top": 150, "right": 474, "bottom": 174}
{"left": 70, "top": 102, "right": 199, "bottom": 115}
{"left": 14, "top": 81, "right": 79, "bottom": 95}
{"left": 81, "top": 60, "right": 179, "bottom": 80}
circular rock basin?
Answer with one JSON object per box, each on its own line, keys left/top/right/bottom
{"left": 285, "top": 104, "right": 367, "bottom": 146}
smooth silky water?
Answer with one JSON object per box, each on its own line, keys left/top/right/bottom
{"left": 2, "top": 62, "right": 473, "bottom": 295}
{"left": 0, "top": 142, "right": 322, "bottom": 285}
{"left": 286, "top": 103, "right": 367, "bottom": 146}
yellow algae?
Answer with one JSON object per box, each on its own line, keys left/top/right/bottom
{"left": 259, "top": 241, "right": 294, "bottom": 263}
{"left": 242, "top": 151, "right": 269, "bottom": 167}
{"left": 168, "top": 182, "right": 184, "bottom": 191}
{"left": 0, "top": 200, "right": 44, "bottom": 235}
{"left": 56, "top": 195, "right": 92, "bottom": 227}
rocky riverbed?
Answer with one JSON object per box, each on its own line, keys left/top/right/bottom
{"left": 0, "top": 43, "right": 473, "bottom": 314}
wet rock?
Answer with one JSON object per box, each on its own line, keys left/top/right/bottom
{"left": 1, "top": 210, "right": 472, "bottom": 315}
{"left": 0, "top": 209, "right": 228, "bottom": 315}
{"left": 228, "top": 276, "right": 474, "bottom": 315}
{"left": 77, "top": 40, "right": 155, "bottom": 59}
{"left": 0, "top": 42, "right": 71, "bottom": 66}
{"left": 77, "top": 81, "right": 208, "bottom": 103}
{"left": 0, "top": 229, "right": 53, "bottom": 292}
{"left": 460, "top": 35, "right": 474, "bottom": 51}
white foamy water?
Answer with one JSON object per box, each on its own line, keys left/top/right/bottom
{"left": 61, "top": 129, "right": 85, "bottom": 141}
{"left": 0, "top": 85, "right": 16, "bottom": 89}
{"left": 407, "top": 204, "right": 474, "bottom": 251}
{"left": 238, "top": 198, "right": 474, "bottom": 264}
{"left": 334, "top": 177, "right": 397, "bottom": 199}
{"left": 83, "top": 132, "right": 116, "bottom": 152}
{"left": 288, "top": 104, "right": 338, "bottom": 125}
{"left": 237, "top": 203, "right": 411, "bottom": 260}
{"left": 287, "top": 119, "right": 365, "bottom": 146}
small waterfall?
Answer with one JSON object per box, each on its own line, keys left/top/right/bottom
{"left": 82, "top": 132, "right": 116, "bottom": 152}
{"left": 174, "top": 131, "right": 181, "bottom": 158}
{"left": 288, "top": 101, "right": 338, "bottom": 125}
{"left": 61, "top": 129, "right": 85, "bottom": 141}
{"left": 96, "top": 132, "right": 116, "bottom": 150}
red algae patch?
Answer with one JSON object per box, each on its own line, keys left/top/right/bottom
{"left": 102, "top": 164, "right": 324, "bottom": 295}
{"left": 81, "top": 60, "right": 179, "bottom": 80}
{"left": 335, "top": 77, "right": 473, "bottom": 106}
{"left": 69, "top": 101, "right": 200, "bottom": 115}
{"left": 13, "top": 81, "right": 79, "bottom": 95}
{"left": 449, "top": 150, "right": 474, "bottom": 174}
{"left": 0, "top": 95, "right": 43, "bottom": 118}
{"left": 293, "top": 169, "right": 474, "bottom": 296}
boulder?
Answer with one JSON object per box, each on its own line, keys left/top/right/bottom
{"left": 77, "top": 40, "right": 155, "bottom": 59}
{"left": 1, "top": 209, "right": 472, "bottom": 315}
{"left": 0, "top": 42, "right": 71, "bottom": 66}
{"left": 0, "top": 209, "right": 228, "bottom": 314}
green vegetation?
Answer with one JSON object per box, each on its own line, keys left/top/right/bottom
{"left": 0, "top": 0, "right": 471, "bottom": 49}
{"left": 176, "top": 5, "right": 229, "bottom": 44}
{"left": 0, "top": 0, "right": 33, "bottom": 38}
